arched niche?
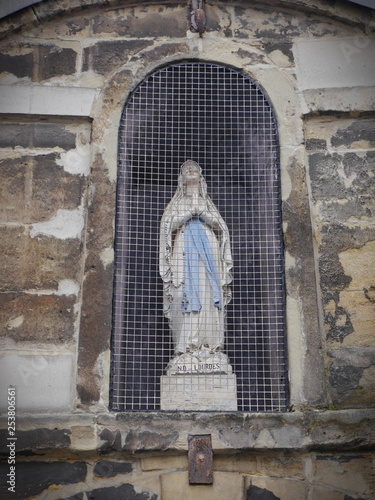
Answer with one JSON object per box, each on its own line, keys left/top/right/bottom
{"left": 110, "top": 61, "right": 288, "bottom": 412}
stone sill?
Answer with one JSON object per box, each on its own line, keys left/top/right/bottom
{"left": 1, "top": 409, "right": 375, "bottom": 455}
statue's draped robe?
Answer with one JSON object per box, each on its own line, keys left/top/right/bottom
{"left": 160, "top": 194, "right": 233, "bottom": 354}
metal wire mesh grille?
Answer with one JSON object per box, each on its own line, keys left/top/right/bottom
{"left": 110, "top": 62, "right": 288, "bottom": 412}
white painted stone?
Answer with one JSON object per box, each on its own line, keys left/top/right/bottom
{"left": 56, "top": 279, "right": 80, "bottom": 296}
{"left": 254, "top": 429, "right": 275, "bottom": 448}
{"left": 58, "top": 145, "right": 91, "bottom": 176}
{"left": 0, "top": 354, "right": 74, "bottom": 412}
{"left": 6, "top": 315, "right": 24, "bottom": 330}
{"left": 160, "top": 374, "right": 237, "bottom": 411}
{"left": 30, "top": 206, "right": 84, "bottom": 240}
{"left": 97, "top": 349, "right": 111, "bottom": 407}
{"left": 99, "top": 247, "right": 114, "bottom": 268}
{"left": 284, "top": 250, "right": 296, "bottom": 270}
{"left": 0, "top": 84, "right": 98, "bottom": 117}
{"left": 268, "top": 49, "right": 293, "bottom": 68}
{"left": 294, "top": 37, "right": 375, "bottom": 90}
{"left": 23, "top": 281, "right": 79, "bottom": 296}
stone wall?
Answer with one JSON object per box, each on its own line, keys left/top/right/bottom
{"left": 1, "top": 450, "right": 375, "bottom": 500}
{"left": 0, "top": 0, "right": 374, "bottom": 499}
{"left": 0, "top": 117, "right": 90, "bottom": 412}
{"left": 0, "top": 411, "right": 374, "bottom": 499}
{"left": 306, "top": 115, "right": 375, "bottom": 410}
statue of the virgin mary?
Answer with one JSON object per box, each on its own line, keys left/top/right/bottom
{"left": 159, "top": 160, "right": 233, "bottom": 362}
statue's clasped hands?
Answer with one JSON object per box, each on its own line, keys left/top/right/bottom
{"left": 190, "top": 192, "right": 205, "bottom": 217}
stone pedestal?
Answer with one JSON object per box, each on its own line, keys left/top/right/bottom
{"left": 160, "top": 351, "right": 237, "bottom": 411}
{"left": 160, "top": 373, "right": 237, "bottom": 411}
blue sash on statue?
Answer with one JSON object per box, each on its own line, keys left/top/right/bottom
{"left": 182, "top": 217, "right": 222, "bottom": 313}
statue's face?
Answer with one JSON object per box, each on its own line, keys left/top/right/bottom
{"left": 181, "top": 163, "right": 200, "bottom": 185}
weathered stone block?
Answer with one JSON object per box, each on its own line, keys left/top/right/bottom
{"left": 328, "top": 355, "right": 367, "bottom": 395}
{"left": 132, "top": 42, "right": 189, "bottom": 66}
{"left": 0, "top": 43, "right": 77, "bottom": 82}
{"left": 0, "top": 226, "right": 82, "bottom": 291}
{"left": 308, "top": 131, "right": 375, "bottom": 201}
{"left": 336, "top": 241, "right": 375, "bottom": 346}
{"left": 316, "top": 198, "right": 373, "bottom": 225}
{"left": 205, "top": 4, "right": 231, "bottom": 34}
{"left": 0, "top": 226, "right": 27, "bottom": 288}
{"left": 245, "top": 476, "right": 306, "bottom": 500}
{"left": 214, "top": 453, "right": 258, "bottom": 473}
{"left": 233, "top": 6, "right": 350, "bottom": 41}
{"left": 302, "top": 86, "right": 375, "bottom": 113}
{"left": 318, "top": 224, "right": 374, "bottom": 294}
{"left": 82, "top": 40, "right": 153, "bottom": 75}
{"left": 0, "top": 51, "right": 33, "bottom": 79}
{"left": 305, "top": 138, "right": 327, "bottom": 151}
{"left": 282, "top": 155, "right": 326, "bottom": 406}
{"left": 103, "top": 428, "right": 179, "bottom": 453}
{"left": 317, "top": 223, "right": 375, "bottom": 346}
{"left": 161, "top": 471, "right": 244, "bottom": 500}
{"left": 0, "top": 292, "right": 76, "bottom": 343}
{"left": 36, "top": 45, "right": 77, "bottom": 81}
{"left": 308, "top": 152, "right": 372, "bottom": 201}
{"left": 0, "top": 154, "right": 84, "bottom": 223}
{"left": 263, "top": 40, "right": 294, "bottom": 65}
{"left": 256, "top": 453, "right": 305, "bottom": 479}
{"left": 0, "top": 354, "right": 75, "bottom": 412}
{"left": 122, "top": 429, "right": 178, "bottom": 451}
{"left": 31, "top": 153, "right": 84, "bottom": 219}
{"left": 0, "top": 122, "right": 76, "bottom": 149}
{"left": 0, "top": 427, "right": 70, "bottom": 454}
{"left": 232, "top": 46, "right": 267, "bottom": 65}
{"left": 77, "top": 262, "right": 113, "bottom": 405}
{"left": 0, "top": 156, "right": 26, "bottom": 222}
{"left": 77, "top": 155, "right": 115, "bottom": 406}
{"left": 306, "top": 409, "right": 375, "bottom": 450}
{"left": 308, "top": 486, "right": 346, "bottom": 500}
{"left": 70, "top": 425, "right": 97, "bottom": 451}
{"left": 327, "top": 347, "right": 375, "bottom": 408}
{"left": 140, "top": 455, "right": 188, "bottom": 471}
{"left": 331, "top": 119, "right": 375, "bottom": 149}
{"left": 0, "top": 461, "right": 86, "bottom": 500}
{"left": 314, "top": 453, "right": 375, "bottom": 497}
{"left": 86, "top": 483, "right": 157, "bottom": 500}
{"left": 93, "top": 460, "right": 133, "bottom": 477}
{"left": 324, "top": 299, "right": 354, "bottom": 344}
{"left": 32, "top": 11, "right": 91, "bottom": 38}
{"left": 92, "top": 5, "right": 187, "bottom": 38}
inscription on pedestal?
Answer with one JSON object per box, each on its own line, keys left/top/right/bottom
{"left": 176, "top": 362, "right": 221, "bottom": 374}
{"left": 166, "top": 351, "right": 233, "bottom": 376}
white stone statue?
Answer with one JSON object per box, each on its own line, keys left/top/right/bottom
{"left": 159, "top": 160, "right": 233, "bottom": 370}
